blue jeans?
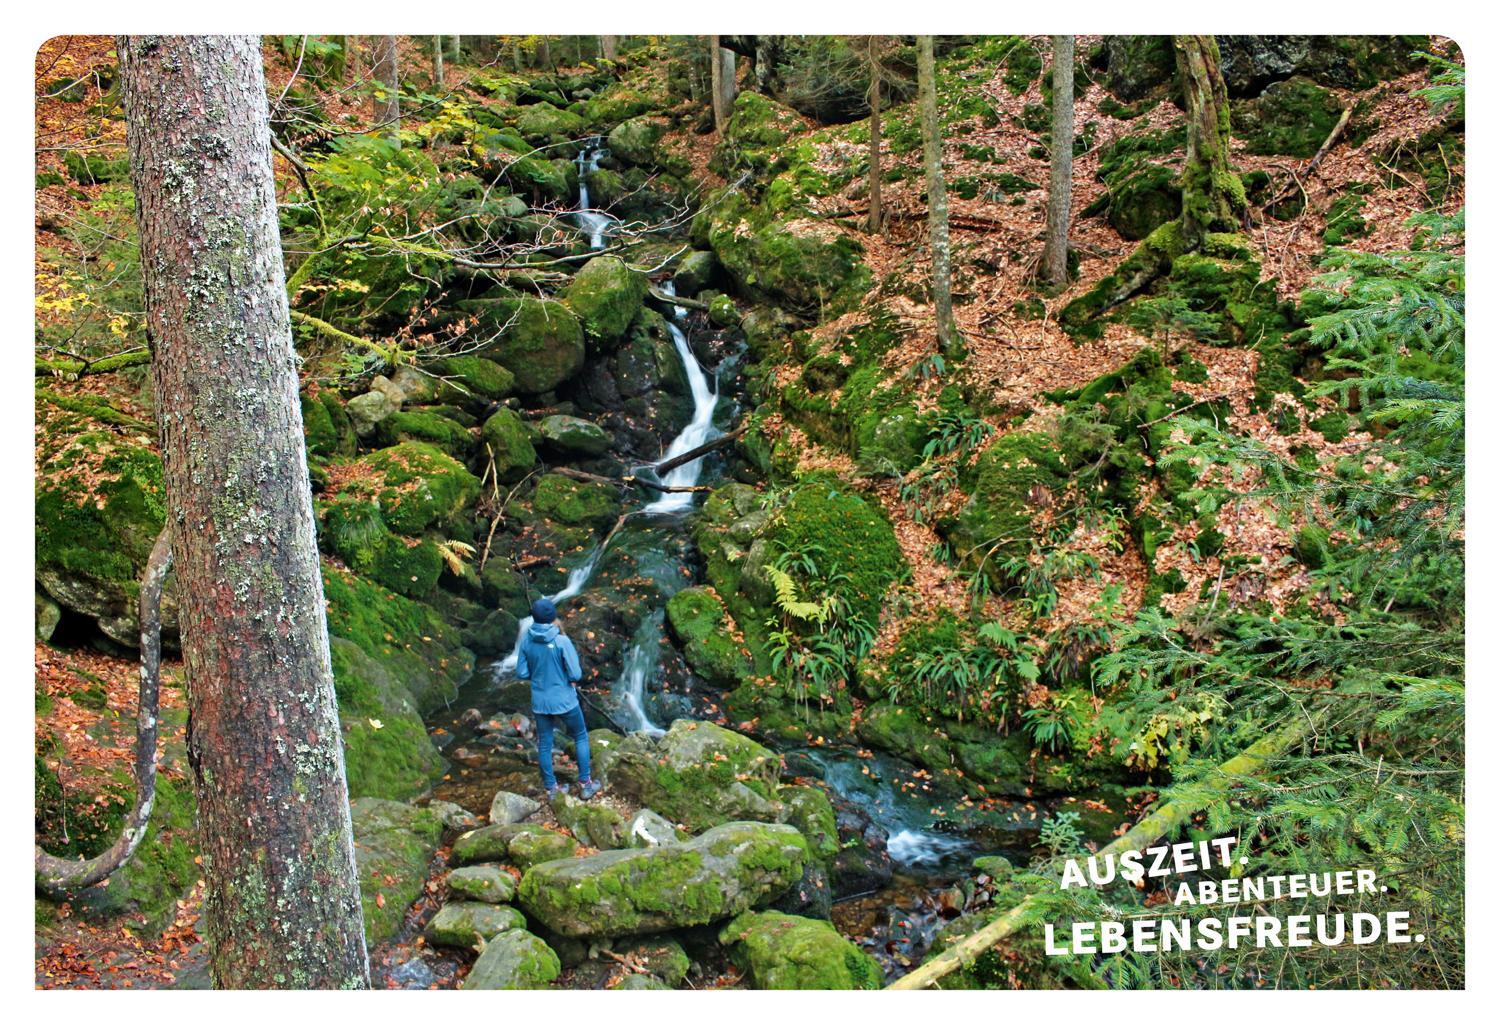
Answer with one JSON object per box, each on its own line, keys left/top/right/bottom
{"left": 535, "top": 704, "right": 591, "bottom": 790}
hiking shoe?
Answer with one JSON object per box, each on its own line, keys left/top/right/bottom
{"left": 579, "top": 779, "right": 602, "bottom": 800}
{"left": 545, "top": 786, "right": 561, "bottom": 802}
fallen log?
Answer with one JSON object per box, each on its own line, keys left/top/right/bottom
{"left": 553, "top": 465, "right": 712, "bottom": 495}
{"left": 886, "top": 717, "right": 1314, "bottom": 990}
{"left": 651, "top": 425, "right": 748, "bottom": 476}
{"left": 647, "top": 286, "right": 711, "bottom": 312}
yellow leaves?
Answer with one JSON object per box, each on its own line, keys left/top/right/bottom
{"left": 367, "top": 718, "right": 384, "bottom": 730}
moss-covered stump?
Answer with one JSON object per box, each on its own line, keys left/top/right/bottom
{"left": 330, "top": 637, "right": 446, "bottom": 800}
{"left": 517, "top": 821, "right": 809, "bottom": 938}
{"left": 532, "top": 472, "right": 622, "bottom": 527}
{"left": 719, "top": 911, "right": 883, "bottom": 989}
{"left": 481, "top": 408, "right": 539, "bottom": 480}
{"left": 537, "top": 414, "right": 613, "bottom": 457}
{"left": 35, "top": 422, "right": 172, "bottom": 646}
{"left": 665, "top": 586, "right": 753, "bottom": 687}
{"left": 350, "top": 797, "right": 443, "bottom": 944}
{"left": 602, "top": 720, "right": 784, "bottom": 831}
{"left": 553, "top": 792, "right": 627, "bottom": 850}
{"left": 484, "top": 298, "right": 586, "bottom": 394}
{"left": 565, "top": 256, "right": 647, "bottom": 343}
{"left": 447, "top": 863, "right": 518, "bottom": 904}
{"left": 343, "top": 441, "right": 479, "bottom": 536}
{"left": 425, "top": 902, "right": 527, "bottom": 949}
{"left": 462, "top": 929, "right": 562, "bottom": 989}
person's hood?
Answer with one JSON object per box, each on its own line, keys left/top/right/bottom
{"left": 528, "top": 621, "right": 560, "bottom": 643}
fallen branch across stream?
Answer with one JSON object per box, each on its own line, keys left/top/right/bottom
{"left": 886, "top": 717, "right": 1316, "bottom": 990}
{"left": 651, "top": 424, "right": 749, "bottom": 476}
{"left": 647, "top": 286, "right": 711, "bottom": 312}
{"left": 553, "top": 465, "right": 712, "bottom": 495}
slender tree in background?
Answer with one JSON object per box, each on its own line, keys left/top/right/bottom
{"left": 710, "top": 34, "right": 727, "bottom": 132}
{"left": 372, "top": 34, "right": 401, "bottom": 138}
{"left": 432, "top": 35, "right": 445, "bottom": 89}
{"left": 601, "top": 35, "right": 619, "bottom": 60}
{"left": 1042, "top": 35, "right": 1075, "bottom": 288}
{"left": 857, "top": 35, "right": 892, "bottom": 234}
{"left": 917, "top": 36, "right": 962, "bottom": 360}
{"left": 117, "top": 34, "right": 369, "bottom": 990}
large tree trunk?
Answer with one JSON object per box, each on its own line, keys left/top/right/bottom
{"left": 446, "top": 34, "right": 461, "bottom": 62}
{"left": 432, "top": 36, "right": 445, "bottom": 89}
{"left": 601, "top": 35, "right": 619, "bottom": 60}
{"left": 709, "top": 35, "right": 727, "bottom": 132}
{"left": 371, "top": 34, "right": 401, "bottom": 138}
{"left": 1042, "top": 35, "right": 1075, "bottom": 288}
{"left": 719, "top": 46, "right": 738, "bottom": 110}
{"left": 117, "top": 34, "right": 370, "bottom": 991}
{"left": 1175, "top": 34, "right": 1245, "bottom": 242}
{"left": 917, "top": 36, "right": 962, "bottom": 360}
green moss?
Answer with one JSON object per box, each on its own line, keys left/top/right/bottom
{"left": 564, "top": 256, "right": 647, "bottom": 341}
{"left": 347, "top": 441, "right": 479, "bottom": 536}
{"left": 351, "top": 797, "right": 443, "bottom": 943}
{"left": 1294, "top": 524, "right": 1332, "bottom": 569}
{"left": 480, "top": 408, "right": 539, "bottom": 479}
{"left": 380, "top": 410, "right": 473, "bottom": 456}
{"left": 532, "top": 473, "right": 621, "bottom": 527}
{"left": 720, "top": 911, "right": 882, "bottom": 989}
{"left": 666, "top": 586, "right": 753, "bottom": 686}
{"left": 434, "top": 355, "right": 515, "bottom": 400}
{"left": 1324, "top": 191, "right": 1370, "bottom": 246}
{"left": 769, "top": 482, "right": 905, "bottom": 626}
{"left": 1232, "top": 77, "right": 1343, "bottom": 158}
{"left": 483, "top": 298, "right": 585, "bottom": 394}
{"left": 331, "top": 638, "right": 446, "bottom": 800}
{"left": 36, "top": 434, "right": 165, "bottom": 586}
{"left": 943, "top": 432, "right": 1066, "bottom": 587}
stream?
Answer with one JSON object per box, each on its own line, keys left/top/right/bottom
{"left": 414, "top": 141, "right": 1038, "bottom": 982}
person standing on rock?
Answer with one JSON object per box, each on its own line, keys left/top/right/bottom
{"left": 517, "top": 598, "right": 601, "bottom": 800}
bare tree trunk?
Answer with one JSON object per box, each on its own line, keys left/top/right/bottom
{"left": 1042, "top": 35, "right": 1075, "bottom": 288}
{"left": 117, "top": 34, "right": 369, "bottom": 991}
{"left": 601, "top": 35, "right": 619, "bottom": 60}
{"left": 719, "top": 46, "right": 738, "bottom": 109}
{"left": 1175, "top": 34, "right": 1245, "bottom": 242}
{"left": 917, "top": 36, "right": 962, "bottom": 360}
{"left": 867, "top": 54, "right": 884, "bottom": 234}
{"left": 538, "top": 37, "right": 553, "bottom": 72}
{"left": 371, "top": 35, "right": 401, "bottom": 140}
{"left": 709, "top": 35, "right": 727, "bottom": 132}
{"left": 433, "top": 36, "right": 444, "bottom": 89}
{"left": 345, "top": 35, "right": 361, "bottom": 85}
{"left": 753, "top": 35, "right": 783, "bottom": 94}
{"left": 446, "top": 34, "right": 461, "bottom": 62}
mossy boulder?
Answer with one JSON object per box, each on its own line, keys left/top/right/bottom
{"left": 942, "top": 432, "right": 1066, "bottom": 589}
{"left": 330, "top": 637, "right": 446, "bottom": 800}
{"left": 665, "top": 586, "right": 753, "bottom": 687}
{"left": 713, "top": 91, "right": 806, "bottom": 177}
{"left": 1232, "top": 76, "right": 1343, "bottom": 157}
{"left": 607, "top": 116, "right": 668, "bottom": 167}
{"left": 508, "top": 826, "right": 580, "bottom": 869}
{"left": 777, "top": 786, "right": 840, "bottom": 867}
{"left": 447, "top": 863, "right": 518, "bottom": 904}
{"left": 350, "top": 798, "right": 443, "bottom": 943}
{"left": 553, "top": 792, "right": 627, "bottom": 850}
{"left": 452, "top": 821, "right": 576, "bottom": 867}
{"left": 302, "top": 391, "right": 357, "bottom": 459}
{"left": 719, "top": 911, "right": 882, "bottom": 989}
{"left": 425, "top": 902, "right": 527, "bottom": 949}
{"left": 767, "top": 482, "right": 906, "bottom": 627}
{"left": 345, "top": 441, "right": 479, "bottom": 536}
{"left": 515, "top": 101, "right": 587, "bottom": 144}
{"left": 481, "top": 408, "right": 539, "bottom": 480}
{"left": 462, "top": 929, "right": 562, "bottom": 989}
{"left": 673, "top": 249, "right": 721, "bottom": 295}
{"left": 517, "top": 820, "right": 809, "bottom": 937}
{"left": 532, "top": 473, "right": 621, "bottom": 527}
{"left": 601, "top": 720, "right": 783, "bottom": 831}
{"left": 1102, "top": 36, "right": 1176, "bottom": 101}
{"left": 537, "top": 414, "right": 613, "bottom": 457}
{"left": 379, "top": 410, "right": 474, "bottom": 458}
{"left": 434, "top": 355, "right": 516, "bottom": 400}
{"left": 485, "top": 298, "right": 586, "bottom": 394}
{"left": 565, "top": 256, "right": 648, "bottom": 342}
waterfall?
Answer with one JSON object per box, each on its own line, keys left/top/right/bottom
{"left": 493, "top": 541, "right": 611, "bottom": 677}
{"left": 574, "top": 138, "right": 611, "bottom": 251}
{"left": 613, "top": 612, "right": 666, "bottom": 736}
{"left": 642, "top": 282, "right": 719, "bottom": 515}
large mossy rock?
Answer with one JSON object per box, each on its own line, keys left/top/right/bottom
{"left": 537, "top": 414, "right": 613, "bottom": 457}
{"left": 346, "top": 441, "right": 479, "bottom": 535}
{"left": 461, "top": 929, "right": 562, "bottom": 989}
{"left": 1232, "top": 76, "right": 1343, "bottom": 157}
{"left": 425, "top": 901, "right": 527, "bottom": 949}
{"left": 672, "top": 249, "right": 720, "bottom": 295}
{"left": 485, "top": 298, "right": 586, "bottom": 394}
{"left": 1101, "top": 36, "right": 1176, "bottom": 102}
{"left": 481, "top": 408, "right": 539, "bottom": 480}
{"left": 34, "top": 423, "right": 174, "bottom": 646}
{"left": 434, "top": 355, "right": 516, "bottom": 400}
{"left": 515, "top": 101, "right": 587, "bottom": 144}
{"left": 517, "top": 821, "right": 809, "bottom": 938}
{"left": 665, "top": 586, "right": 753, "bottom": 687}
{"left": 532, "top": 473, "right": 621, "bottom": 527}
{"left": 941, "top": 433, "right": 1066, "bottom": 591}
{"left": 565, "top": 256, "right": 647, "bottom": 342}
{"left": 607, "top": 116, "right": 668, "bottom": 167}
{"left": 447, "top": 863, "right": 518, "bottom": 903}
{"left": 602, "top": 720, "right": 784, "bottom": 831}
{"left": 471, "top": 129, "right": 572, "bottom": 203}
{"left": 712, "top": 91, "right": 807, "bottom": 177}
{"left": 719, "top": 911, "right": 883, "bottom": 989}
{"left": 330, "top": 637, "right": 446, "bottom": 800}
{"left": 350, "top": 798, "right": 443, "bottom": 944}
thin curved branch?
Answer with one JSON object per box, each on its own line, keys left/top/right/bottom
{"left": 36, "top": 527, "right": 172, "bottom": 896}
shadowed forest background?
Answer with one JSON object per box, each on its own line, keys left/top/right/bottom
{"left": 34, "top": 33, "right": 1463, "bottom": 989}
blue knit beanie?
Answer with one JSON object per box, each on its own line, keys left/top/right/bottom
{"left": 531, "top": 598, "right": 557, "bottom": 624}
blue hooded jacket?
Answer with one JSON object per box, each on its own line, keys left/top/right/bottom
{"left": 516, "top": 621, "right": 583, "bottom": 714}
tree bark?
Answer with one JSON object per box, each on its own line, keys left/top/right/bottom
{"left": 117, "top": 34, "right": 369, "bottom": 990}
{"left": 432, "top": 36, "right": 444, "bottom": 89}
{"left": 36, "top": 529, "right": 171, "bottom": 895}
{"left": 719, "top": 47, "right": 738, "bottom": 110}
{"left": 709, "top": 35, "right": 727, "bottom": 132}
{"left": 371, "top": 35, "right": 401, "bottom": 139}
{"left": 917, "top": 36, "right": 962, "bottom": 360}
{"left": 1175, "top": 34, "right": 1244, "bottom": 242}
{"left": 866, "top": 43, "right": 885, "bottom": 235}
{"left": 601, "top": 35, "right": 619, "bottom": 61}
{"left": 1042, "top": 35, "right": 1075, "bottom": 289}
{"left": 446, "top": 34, "right": 461, "bottom": 63}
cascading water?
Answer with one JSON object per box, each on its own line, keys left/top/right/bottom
{"left": 642, "top": 282, "right": 719, "bottom": 515}
{"left": 574, "top": 138, "right": 611, "bottom": 251}
{"left": 494, "top": 540, "right": 612, "bottom": 677}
